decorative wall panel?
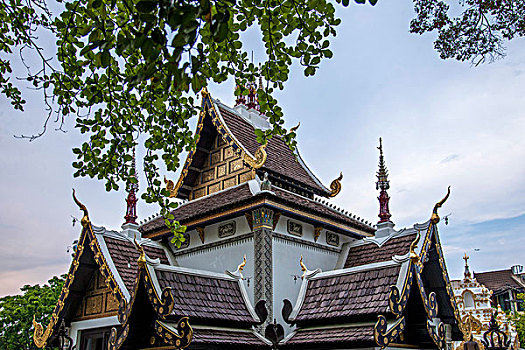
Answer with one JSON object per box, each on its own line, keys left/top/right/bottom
{"left": 191, "top": 136, "right": 253, "bottom": 199}
{"left": 72, "top": 271, "right": 119, "bottom": 321}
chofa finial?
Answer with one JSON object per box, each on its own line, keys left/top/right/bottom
{"left": 300, "top": 255, "right": 308, "bottom": 280}
{"left": 133, "top": 235, "right": 147, "bottom": 268}
{"left": 328, "top": 172, "right": 343, "bottom": 197}
{"left": 431, "top": 186, "right": 451, "bottom": 224}
{"left": 72, "top": 189, "right": 90, "bottom": 228}
{"left": 237, "top": 255, "right": 247, "bottom": 278}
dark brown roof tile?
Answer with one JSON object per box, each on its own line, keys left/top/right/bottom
{"left": 294, "top": 265, "right": 400, "bottom": 323}
{"left": 344, "top": 233, "right": 416, "bottom": 268}
{"left": 155, "top": 268, "right": 256, "bottom": 324}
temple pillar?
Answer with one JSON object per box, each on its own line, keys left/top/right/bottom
{"left": 252, "top": 207, "right": 274, "bottom": 331}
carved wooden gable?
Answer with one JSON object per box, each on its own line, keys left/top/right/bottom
{"left": 72, "top": 270, "right": 119, "bottom": 321}
{"left": 190, "top": 135, "right": 254, "bottom": 200}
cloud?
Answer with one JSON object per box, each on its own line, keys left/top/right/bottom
{"left": 440, "top": 154, "right": 459, "bottom": 163}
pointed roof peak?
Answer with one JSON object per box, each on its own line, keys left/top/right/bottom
{"left": 376, "top": 137, "right": 392, "bottom": 224}
{"left": 376, "top": 137, "right": 389, "bottom": 191}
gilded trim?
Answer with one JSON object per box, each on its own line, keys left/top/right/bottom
{"left": 155, "top": 319, "right": 192, "bottom": 349}
{"left": 33, "top": 193, "right": 126, "bottom": 348}
{"left": 374, "top": 315, "right": 406, "bottom": 349}
{"left": 427, "top": 320, "right": 446, "bottom": 349}
{"left": 388, "top": 261, "right": 414, "bottom": 317}
{"left": 164, "top": 90, "right": 266, "bottom": 199}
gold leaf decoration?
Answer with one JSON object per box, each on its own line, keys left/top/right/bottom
{"left": 328, "top": 172, "right": 343, "bottom": 197}
{"left": 243, "top": 143, "right": 267, "bottom": 169}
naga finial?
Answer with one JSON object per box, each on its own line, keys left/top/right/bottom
{"left": 72, "top": 189, "right": 90, "bottom": 228}
{"left": 243, "top": 142, "right": 267, "bottom": 169}
{"left": 431, "top": 186, "right": 451, "bottom": 224}
{"left": 289, "top": 122, "right": 300, "bottom": 133}
{"left": 409, "top": 230, "right": 421, "bottom": 263}
{"left": 164, "top": 176, "right": 177, "bottom": 198}
{"left": 134, "top": 235, "right": 147, "bottom": 268}
{"left": 328, "top": 172, "right": 343, "bottom": 197}
{"left": 300, "top": 255, "right": 308, "bottom": 279}
{"left": 237, "top": 255, "right": 247, "bottom": 278}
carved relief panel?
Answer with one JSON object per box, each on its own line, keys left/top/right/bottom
{"left": 191, "top": 135, "right": 254, "bottom": 199}
{"left": 72, "top": 271, "right": 119, "bottom": 321}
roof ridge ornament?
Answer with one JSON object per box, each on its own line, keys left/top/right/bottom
{"left": 243, "top": 142, "right": 267, "bottom": 169}
{"left": 133, "top": 236, "right": 147, "bottom": 268}
{"left": 328, "top": 172, "right": 343, "bottom": 197}
{"left": 409, "top": 230, "right": 421, "bottom": 263}
{"left": 431, "top": 186, "right": 451, "bottom": 224}
{"left": 72, "top": 189, "right": 90, "bottom": 228}
{"left": 376, "top": 138, "right": 392, "bottom": 224}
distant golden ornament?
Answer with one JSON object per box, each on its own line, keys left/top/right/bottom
{"left": 328, "top": 172, "right": 343, "bottom": 197}
{"left": 237, "top": 254, "right": 247, "bottom": 278}
{"left": 243, "top": 143, "right": 267, "bottom": 169}
{"left": 33, "top": 316, "right": 51, "bottom": 348}
{"left": 134, "top": 236, "right": 147, "bottom": 268}
{"left": 164, "top": 176, "right": 177, "bottom": 198}
{"left": 289, "top": 122, "right": 300, "bottom": 133}
{"left": 196, "top": 227, "right": 205, "bottom": 244}
{"left": 314, "top": 226, "right": 323, "bottom": 242}
{"left": 72, "top": 189, "right": 90, "bottom": 228}
{"left": 409, "top": 230, "right": 421, "bottom": 263}
{"left": 432, "top": 186, "right": 451, "bottom": 224}
{"left": 300, "top": 255, "right": 308, "bottom": 279}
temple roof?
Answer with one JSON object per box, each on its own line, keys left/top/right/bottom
{"left": 292, "top": 263, "right": 401, "bottom": 324}
{"left": 102, "top": 234, "right": 170, "bottom": 293}
{"left": 183, "top": 326, "right": 271, "bottom": 348}
{"left": 282, "top": 324, "right": 375, "bottom": 348}
{"left": 140, "top": 180, "right": 375, "bottom": 238}
{"left": 344, "top": 231, "right": 418, "bottom": 268}
{"left": 217, "top": 104, "right": 328, "bottom": 194}
{"left": 474, "top": 269, "right": 525, "bottom": 294}
{"left": 153, "top": 265, "right": 259, "bottom": 325}
{"left": 167, "top": 91, "right": 336, "bottom": 201}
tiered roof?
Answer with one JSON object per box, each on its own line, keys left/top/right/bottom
{"left": 280, "top": 191, "right": 464, "bottom": 348}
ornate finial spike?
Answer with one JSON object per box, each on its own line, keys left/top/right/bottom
{"left": 376, "top": 138, "right": 392, "bottom": 223}
{"left": 463, "top": 253, "right": 471, "bottom": 280}
{"left": 124, "top": 149, "right": 139, "bottom": 225}
{"left": 431, "top": 186, "right": 451, "bottom": 224}
{"left": 72, "top": 189, "right": 90, "bottom": 228}
{"left": 300, "top": 255, "right": 308, "bottom": 279}
{"left": 328, "top": 172, "right": 343, "bottom": 197}
{"left": 134, "top": 235, "right": 147, "bottom": 268}
{"left": 409, "top": 230, "right": 421, "bottom": 262}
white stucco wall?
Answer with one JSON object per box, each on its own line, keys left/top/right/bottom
{"left": 174, "top": 216, "right": 255, "bottom": 302}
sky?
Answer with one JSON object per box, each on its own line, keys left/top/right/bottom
{"left": 1, "top": 1, "right": 524, "bottom": 296}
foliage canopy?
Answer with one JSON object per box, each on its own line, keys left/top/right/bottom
{"left": 1, "top": 0, "right": 523, "bottom": 243}
{"left": 0, "top": 275, "right": 65, "bottom": 350}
